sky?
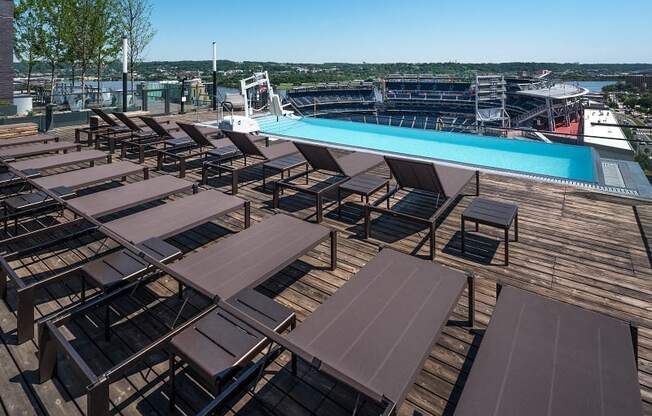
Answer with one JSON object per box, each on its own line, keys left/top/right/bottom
{"left": 147, "top": 0, "right": 652, "bottom": 63}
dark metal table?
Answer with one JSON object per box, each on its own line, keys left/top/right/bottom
{"left": 461, "top": 197, "right": 518, "bottom": 265}
{"left": 262, "top": 153, "right": 308, "bottom": 191}
{"left": 337, "top": 174, "right": 390, "bottom": 217}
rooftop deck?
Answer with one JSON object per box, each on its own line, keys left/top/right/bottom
{"left": 0, "top": 112, "right": 651, "bottom": 415}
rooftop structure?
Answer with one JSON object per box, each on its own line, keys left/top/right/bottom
{"left": 0, "top": 114, "right": 649, "bottom": 415}
{"left": 583, "top": 108, "right": 633, "bottom": 152}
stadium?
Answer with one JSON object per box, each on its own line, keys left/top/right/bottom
{"left": 284, "top": 73, "right": 588, "bottom": 135}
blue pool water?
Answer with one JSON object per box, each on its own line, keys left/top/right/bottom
{"left": 257, "top": 116, "right": 596, "bottom": 182}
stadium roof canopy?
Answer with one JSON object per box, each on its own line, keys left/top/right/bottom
{"left": 515, "top": 83, "right": 589, "bottom": 100}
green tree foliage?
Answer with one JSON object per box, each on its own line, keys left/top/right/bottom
{"left": 13, "top": 0, "right": 41, "bottom": 93}
{"left": 118, "top": 0, "right": 156, "bottom": 93}
{"left": 13, "top": 0, "right": 143, "bottom": 105}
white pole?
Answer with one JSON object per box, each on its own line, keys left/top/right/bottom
{"left": 212, "top": 42, "right": 217, "bottom": 72}
{"left": 122, "top": 36, "right": 128, "bottom": 111}
{"left": 122, "top": 37, "right": 128, "bottom": 74}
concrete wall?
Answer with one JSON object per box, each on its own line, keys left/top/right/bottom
{"left": 0, "top": 0, "right": 13, "bottom": 103}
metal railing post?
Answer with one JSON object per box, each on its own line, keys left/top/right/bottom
{"left": 164, "top": 85, "right": 170, "bottom": 115}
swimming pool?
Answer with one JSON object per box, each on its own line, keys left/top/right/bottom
{"left": 256, "top": 116, "right": 597, "bottom": 182}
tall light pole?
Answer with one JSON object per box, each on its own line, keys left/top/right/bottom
{"left": 122, "top": 36, "right": 128, "bottom": 111}
{"left": 212, "top": 42, "right": 217, "bottom": 111}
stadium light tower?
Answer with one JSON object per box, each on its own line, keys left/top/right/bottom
{"left": 212, "top": 42, "right": 218, "bottom": 111}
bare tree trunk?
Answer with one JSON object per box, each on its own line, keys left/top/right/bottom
{"left": 71, "top": 66, "right": 75, "bottom": 89}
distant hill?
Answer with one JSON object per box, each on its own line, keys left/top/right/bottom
{"left": 14, "top": 61, "right": 652, "bottom": 88}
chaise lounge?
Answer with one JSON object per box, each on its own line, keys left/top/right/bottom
{"left": 203, "top": 130, "right": 300, "bottom": 194}
{"left": 273, "top": 141, "right": 384, "bottom": 222}
{"left": 365, "top": 156, "right": 479, "bottom": 259}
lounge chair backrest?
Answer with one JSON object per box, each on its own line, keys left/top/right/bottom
{"left": 91, "top": 108, "right": 118, "bottom": 126}
{"left": 113, "top": 112, "right": 141, "bottom": 132}
{"left": 294, "top": 142, "right": 343, "bottom": 174}
{"left": 384, "top": 156, "right": 446, "bottom": 197}
{"left": 140, "top": 116, "right": 170, "bottom": 137}
{"left": 223, "top": 130, "right": 265, "bottom": 157}
{"left": 176, "top": 122, "right": 214, "bottom": 147}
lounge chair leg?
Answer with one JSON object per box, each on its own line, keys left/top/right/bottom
{"left": 429, "top": 223, "right": 436, "bottom": 260}
{"left": 330, "top": 230, "right": 338, "bottom": 271}
{"left": 466, "top": 272, "right": 475, "bottom": 327}
{"left": 291, "top": 352, "right": 297, "bottom": 376}
{"left": 179, "top": 158, "right": 186, "bottom": 178}
{"left": 157, "top": 151, "right": 163, "bottom": 171}
{"left": 244, "top": 201, "right": 251, "bottom": 229}
{"left": 514, "top": 214, "right": 518, "bottom": 242}
{"left": 81, "top": 277, "right": 86, "bottom": 303}
{"left": 461, "top": 217, "right": 465, "bottom": 253}
{"left": 143, "top": 167, "right": 149, "bottom": 180}
{"left": 169, "top": 352, "right": 176, "bottom": 410}
{"left": 364, "top": 206, "right": 371, "bottom": 239}
{"left": 87, "top": 380, "right": 110, "bottom": 416}
{"left": 262, "top": 165, "right": 267, "bottom": 191}
{"left": 232, "top": 171, "right": 239, "bottom": 194}
{"left": 504, "top": 228, "right": 509, "bottom": 266}
{"left": 630, "top": 323, "right": 639, "bottom": 369}
{"left": 316, "top": 194, "right": 323, "bottom": 223}
{"left": 201, "top": 163, "right": 208, "bottom": 185}
{"left": 38, "top": 324, "right": 57, "bottom": 383}
{"left": 16, "top": 287, "right": 35, "bottom": 344}
{"left": 273, "top": 182, "right": 280, "bottom": 209}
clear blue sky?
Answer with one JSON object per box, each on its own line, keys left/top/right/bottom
{"left": 148, "top": 0, "right": 652, "bottom": 63}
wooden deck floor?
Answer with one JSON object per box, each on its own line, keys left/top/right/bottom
{"left": 0, "top": 113, "right": 651, "bottom": 416}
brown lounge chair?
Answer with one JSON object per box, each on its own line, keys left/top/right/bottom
{"left": 187, "top": 248, "right": 473, "bottom": 415}
{"left": 273, "top": 142, "right": 383, "bottom": 223}
{"left": 118, "top": 116, "right": 188, "bottom": 163}
{"left": 203, "top": 130, "right": 299, "bottom": 194}
{"left": 454, "top": 285, "right": 642, "bottom": 416}
{"left": 153, "top": 122, "right": 245, "bottom": 178}
{"left": 4, "top": 177, "right": 201, "bottom": 341}
{"left": 31, "top": 160, "right": 148, "bottom": 191}
{"left": 0, "top": 141, "right": 81, "bottom": 161}
{"left": 67, "top": 175, "right": 195, "bottom": 218}
{"left": 365, "top": 156, "right": 479, "bottom": 259}
{"left": 95, "top": 111, "right": 161, "bottom": 153}
{"left": 3, "top": 161, "right": 149, "bottom": 233}
{"left": 165, "top": 213, "right": 336, "bottom": 409}
{"left": 0, "top": 150, "right": 110, "bottom": 189}
{"left": 103, "top": 189, "right": 250, "bottom": 244}
{"left": 0, "top": 133, "right": 58, "bottom": 148}
{"left": 74, "top": 108, "right": 131, "bottom": 145}
{"left": 37, "top": 214, "right": 331, "bottom": 416}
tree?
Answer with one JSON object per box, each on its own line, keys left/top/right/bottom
{"left": 32, "top": 0, "right": 72, "bottom": 101}
{"left": 118, "top": 0, "right": 156, "bottom": 93}
{"left": 90, "top": 0, "right": 122, "bottom": 103}
{"left": 13, "top": 0, "right": 41, "bottom": 94}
